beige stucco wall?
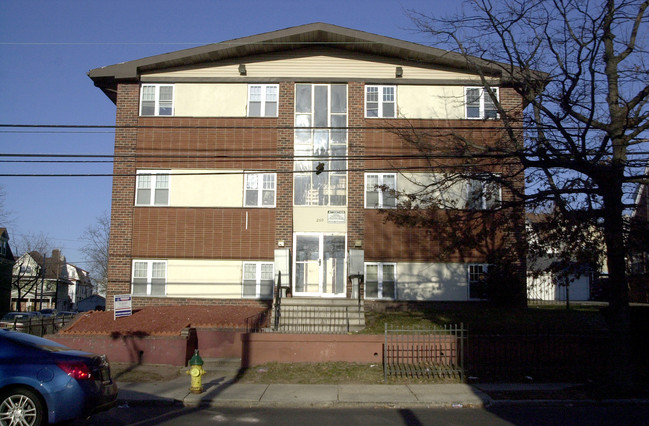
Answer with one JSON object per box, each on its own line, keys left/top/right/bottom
{"left": 293, "top": 206, "right": 348, "bottom": 233}
{"left": 397, "top": 85, "right": 465, "bottom": 119}
{"left": 166, "top": 259, "right": 242, "bottom": 298}
{"left": 169, "top": 170, "right": 243, "bottom": 207}
{"left": 174, "top": 83, "right": 247, "bottom": 117}
{"left": 396, "top": 262, "right": 468, "bottom": 301}
{"left": 144, "top": 55, "right": 487, "bottom": 81}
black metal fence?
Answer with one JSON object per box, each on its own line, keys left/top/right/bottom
{"left": 384, "top": 324, "right": 466, "bottom": 382}
{"left": 383, "top": 324, "right": 613, "bottom": 382}
{"left": 466, "top": 330, "right": 609, "bottom": 382}
{"left": 1, "top": 314, "right": 79, "bottom": 337}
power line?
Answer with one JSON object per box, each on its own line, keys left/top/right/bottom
{"left": 0, "top": 162, "right": 521, "bottom": 178}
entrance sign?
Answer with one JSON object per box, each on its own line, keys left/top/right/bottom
{"left": 114, "top": 294, "right": 132, "bottom": 319}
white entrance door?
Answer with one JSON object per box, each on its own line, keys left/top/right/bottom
{"left": 294, "top": 234, "right": 346, "bottom": 296}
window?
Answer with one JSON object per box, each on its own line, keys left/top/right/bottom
{"left": 136, "top": 171, "right": 170, "bottom": 206}
{"left": 140, "top": 84, "right": 174, "bottom": 116}
{"left": 365, "top": 263, "right": 396, "bottom": 299}
{"left": 242, "top": 262, "right": 274, "bottom": 299}
{"left": 465, "top": 87, "right": 498, "bottom": 119}
{"left": 244, "top": 173, "right": 276, "bottom": 207}
{"left": 468, "top": 264, "right": 489, "bottom": 300}
{"left": 464, "top": 178, "right": 500, "bottom": 210}
{"left": 132, "top": 260, "right": 166, "bottom": 296}
{"left": 365, "top": 173, "right": 396, "bottom": 208}
{"left": 294, "top": 84, "right": 347, "bottom": 206}
{"left": 248, "top": 84, "right": 278, "bottom": 117}
{"left": 365, "top": 85, "right": 396, "bottom": 118}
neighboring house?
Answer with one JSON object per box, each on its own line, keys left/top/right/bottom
{"left": 88, "top": 23, "right": 527, "bottom": 312}
{"left": 11, "top": 249, "right": 71, "bottom": 311}
{"left": 76, "top": 294, "right": 106, "bottom": 312}
{"left": 0, "top": 228, "right": 15, "bottom": 316}
{"left": 527, "top": 257, "right": 594, "bottom": 302}
{"left": 526, "top": 212, "right": 606, "bottom": 303}
{"left": 66, "top": 264, "right": 93, "bottom": 309}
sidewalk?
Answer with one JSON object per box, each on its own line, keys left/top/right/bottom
{"left": 114, "top": 366, "right": 649, "bottom": 409}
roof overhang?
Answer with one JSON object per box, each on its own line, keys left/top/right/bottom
{"left": 89, "top": 22, "right": 532, "bottom": 104}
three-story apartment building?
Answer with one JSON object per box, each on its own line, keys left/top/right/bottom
{"left": 89, "top": 23, "right": 525, "bottom": 311}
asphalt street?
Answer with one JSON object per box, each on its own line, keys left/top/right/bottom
{"left": 72, "top": 405, "right": 649, "bottom": 426}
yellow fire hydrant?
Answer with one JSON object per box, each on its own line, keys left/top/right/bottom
{"left": 186, "top": 349, "right": 206, "bottom": 394}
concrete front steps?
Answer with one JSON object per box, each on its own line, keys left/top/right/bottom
{"left": 269, "top": 297, "right": 365, "bottom": 333}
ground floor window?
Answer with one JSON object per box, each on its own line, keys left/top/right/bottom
{"left": 243, "top": 262, "right": 274, "bottom": 299}
{"left": 468, "top": 264, "right": 489, "bottom": 300}
{"left": 365, "top": 262, "right": 396, "bottom": 299}
{"left": 132, "top": 260, "right": 166, "bottom": 296}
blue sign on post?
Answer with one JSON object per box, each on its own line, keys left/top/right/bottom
{"left": 114, "top": 294, "right": 132, "bottom": 319}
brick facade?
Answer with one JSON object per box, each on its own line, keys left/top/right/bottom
{"left": 98, "top": 26, "right": 528, "bottom": 309}
{"left": 106, "top": 83, "right": 139, "bottom": 310}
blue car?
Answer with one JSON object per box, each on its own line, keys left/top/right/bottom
{"left": 0, "top": 329, "right": 118, "bottom": 425}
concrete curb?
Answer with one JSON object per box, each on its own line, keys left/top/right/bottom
{"left": 115, "top": 377, "right": 649, "bottom": 410}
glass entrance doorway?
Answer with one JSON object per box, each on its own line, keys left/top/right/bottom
{"left": 294, "top": 234, "right": 346, "bottom": 296}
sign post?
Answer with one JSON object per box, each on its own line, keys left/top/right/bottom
{"left": 114, "top": 294, "right": 132, "bottom": 319}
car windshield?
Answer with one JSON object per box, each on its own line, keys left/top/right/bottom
{"left": 1, "top": 330, "right": 73, "bottom": 353}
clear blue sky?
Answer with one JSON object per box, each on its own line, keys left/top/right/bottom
{"left": 0, "top": 0, "right": 458, "bottom": 268}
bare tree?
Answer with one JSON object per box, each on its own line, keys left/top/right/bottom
{"left": 398, "top": 0, "right": 649, "bottom": 392}
{"left": 11, "top": 233, "right": 52, "bottom": 311}
{"left": 80, "top": 212, "right": 110, "bottom": 296}
{"left": 0, "top": 185, "right": 12, "bottom": 226}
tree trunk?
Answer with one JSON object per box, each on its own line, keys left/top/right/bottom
{"left": 601, "top": 178, "right": 634, "bottom": 393}
{"left": 15, "top": 289, "right": 21, "bottom": 312}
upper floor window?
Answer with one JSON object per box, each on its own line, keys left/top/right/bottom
{"left": 244, "top": 173, "right": 276, "bottom": 207}
{"left": 365, "top": 85, "right": 396, "bottom": 118}
{"left": 132, "top": 260, "right": 166, "bottom": 296}
{"left": 365, "top": 173, "right": 396, "bottom": 208}
{"left": 248, "top": 84, "right": 278, "bottom": 117}
{"left": 430, "top": 174, "right": 501, "bottom": 210}
{"left": 465, "top": 178, "right": 501, "bottom": 210}
{"left": 294, "top": 84, "right": 347, "bottom": 206}
{"left": 465, "top": 87, "right": 498, "bottom": 119}
{"left": 365, "top": 262, "right": 396, "bottom": 299}
{"left": 136, "top": 171, "right": 170, "bottom": 206}
{"left": 242, "top": 262, "right": 274, "bottom": 299}
{"left": 141, "top": 84, "right": 174, "bottom": 116}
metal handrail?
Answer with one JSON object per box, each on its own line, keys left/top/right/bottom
{"left": 273, "top": 271, "right": 282, "bottom": 331}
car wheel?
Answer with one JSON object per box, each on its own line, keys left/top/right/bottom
{"left": 0, "top": 388, "right": 45, "bottom": 426}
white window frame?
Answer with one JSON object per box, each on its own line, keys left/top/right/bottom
{"left": 132, "top": 260, "right": 167, "bottom": 296}
{"left": 364, "top": 262, "right": 397, "bottom": 300}
{"left": 293, "top": 83, "right": 348, "bottom": 207}
{"left": 365, "top": 85, "right": 396, "bottom": 118}
{"left": 135, "top": 170, "right": 170, "bottom": 206}
{"left": 140, "top": 84, "right": 174, "bottom": 116}
{"left": 364, "top": 173, "right": 397, "bottom": 208}
{"left": 464, "top": 177, "right": 501, "bottom": 210}
{"left": 248, "top": 84, "right": 279, "bottom": 117}
{"left": 242, "top": 262, "right": 275, "bottom": 299}
{"left": 465, "top": 87, "right": 499, "bottom": 119}
{"left": 244, "top": 173, "right": 276, "bottom": 207}
{"left": 467, "top": 263, "right": 490, "bottom": 300}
